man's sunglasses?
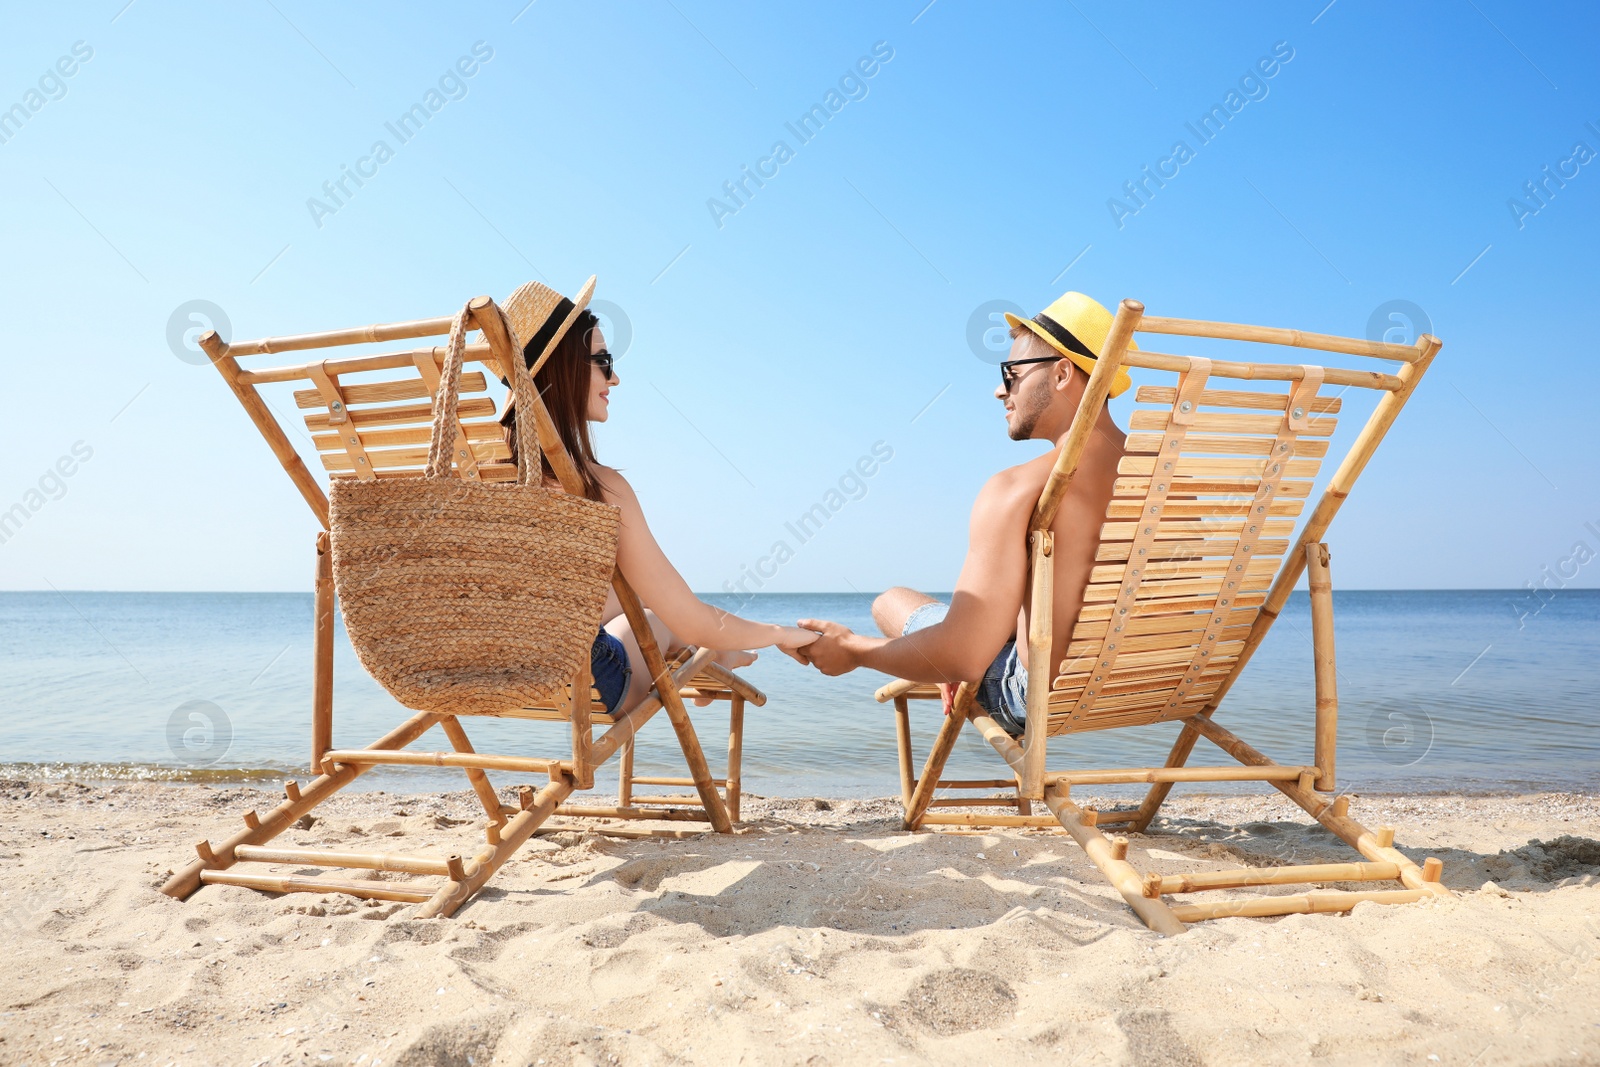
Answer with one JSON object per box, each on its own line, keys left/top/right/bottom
{"left": 588, "top": 350, "right": 616, "bottom": 378}
{"left": 999, "top": 355, "right": 1062, "bottom": 392}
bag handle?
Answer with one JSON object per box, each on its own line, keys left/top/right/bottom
{"left": 426, "top": 300, "right": 540, "bottom": 485}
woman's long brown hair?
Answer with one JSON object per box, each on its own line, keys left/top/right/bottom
{"left": 503, "top": 308, "right": 607, "bottom": 501}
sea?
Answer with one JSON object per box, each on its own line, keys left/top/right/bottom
{"left": 1, "top": 590, "right": 1596, "bottom": 799}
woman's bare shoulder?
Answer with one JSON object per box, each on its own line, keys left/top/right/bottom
{"left": 594, "top": 465, "right": 636, "bottom": 504}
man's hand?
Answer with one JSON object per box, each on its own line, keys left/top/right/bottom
{"left": 795, "top": 618, "right": 864, "bottom": 676}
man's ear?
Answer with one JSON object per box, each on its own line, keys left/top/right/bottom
{"left": 1052, "top": 358, "right": 1078, "bottom": 392}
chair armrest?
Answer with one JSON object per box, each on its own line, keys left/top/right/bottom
{"left": 874, "top": 677, "right": 924, "bottom": 702}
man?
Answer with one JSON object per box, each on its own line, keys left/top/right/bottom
{"left": 797, "top": 292, "right": 1133, "bottom": 736}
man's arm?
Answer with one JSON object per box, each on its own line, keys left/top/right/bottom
{"left": 801, "top": 470, "right": 1035, "bottom": 681}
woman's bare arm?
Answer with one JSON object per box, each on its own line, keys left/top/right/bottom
{"left": 600, "top": 469, "right": 814, "bottom": 651}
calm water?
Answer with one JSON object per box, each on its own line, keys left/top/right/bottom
{"left": 1, "top": 591, "right": 1596, "bottom": 797}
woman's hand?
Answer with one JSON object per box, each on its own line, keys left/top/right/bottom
{"left": 775, "top": 625, "right": 819, "bottom": 664}
{"left": 794, "top": 618, "right": 864, "bottom": 676}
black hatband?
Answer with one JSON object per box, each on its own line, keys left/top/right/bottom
{"left": 1031, "top": 313, "right": 1098, "bottom": 362}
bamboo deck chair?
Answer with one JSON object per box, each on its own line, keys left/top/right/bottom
{"left": 160, "top": 292, "right": 762, "bottom": 918}
{"left": 875, "top": 299, "right": 1450, "bottom": 934}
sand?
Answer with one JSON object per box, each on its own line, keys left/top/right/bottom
{"left": 3, "top": 780, "right": 1597, "bottom": 1066}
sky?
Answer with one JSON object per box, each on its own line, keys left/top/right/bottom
{"left": 0, "top": 0, "right": 1596, "bottom": 594}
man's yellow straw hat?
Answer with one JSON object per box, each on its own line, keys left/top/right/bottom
{"left": 1004, "top": 291, "right": 1135, "bottom": 399}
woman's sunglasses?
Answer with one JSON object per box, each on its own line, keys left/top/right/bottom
{"left": 588, "top": 350, "right": 616, "bottom": 378}
{"left": 999, "top": 355, "right": 1061, "bottom": 392}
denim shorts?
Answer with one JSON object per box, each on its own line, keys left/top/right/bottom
{"left": 590, "top": 628, "right": 632, "bottom": 715}
{"left": 901, "top": 601, "right": 1028, "bottom": 737}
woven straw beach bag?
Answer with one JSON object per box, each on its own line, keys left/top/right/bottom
{"left": 329, "top": 299, "right": 621, "bottom": 716}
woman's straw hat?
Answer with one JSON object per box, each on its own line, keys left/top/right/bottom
{"left": 497, "top": 275, "right": 597, "bottom": 422}
{"left": 1004, "top": 291, "right": 1135, "bottom": 398}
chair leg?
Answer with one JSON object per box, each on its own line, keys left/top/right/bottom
{"left": 661, "top": 695, "right": 732, "bottom": 833}
{"left": 903, "top": 683, "right": 972, "bottom": 830}
{"left": 611, "top": 574, "right": 731, "bottom": 834}
{"left": 1128, "top": 720, "right": 1203, "bottom": 833}
{"left": 618, "top": 737, "right": 635, "bottom": 807}
{"left": 418, "top": 772, "right": 576, "bottom": 919}
{"left": 161, "top": 711, "right": 442, "bottom": 900}
{"left": 893, "top": 697, "right": 915, "bottom": 810}
{"left": 311, "top": 532, "right": 335, "bottom": 773}
{"left": 1188, "top": 715, "right": 1451, "bottom": 899}
{"left": 1043, "top": 785, "right": 1186, "bottom": 935}
{"left": 726, "top": 695, "right": 745, "bottom": 824}
{"left": 439, "top": 717, "right": 507, "bottom": 837}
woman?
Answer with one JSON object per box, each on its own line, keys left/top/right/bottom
{"left": 500, "top": 280, "right": 816, "bottom": 715}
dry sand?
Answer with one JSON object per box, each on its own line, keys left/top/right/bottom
{"left": 3, "top": 780, "right": 1597, "bottom": 1066}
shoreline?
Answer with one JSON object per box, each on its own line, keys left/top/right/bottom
{"left": 5, "top": 761, "right": 1599, "bottom": 799}
{"left": 4, "top": 780, "right": 1597, "bottom": 1065}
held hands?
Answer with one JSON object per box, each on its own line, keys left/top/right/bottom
{"left": 774, "top": 624, "right": 820, "bottom": 665}
{"left": 792, "top": 618, "right": 861, "bottom": 676}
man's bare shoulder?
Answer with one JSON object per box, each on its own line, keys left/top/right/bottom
{"left": 976, "top": 455, "right": 1054, "bottom": 514}
{"left": 989, "top": 451, "right": 1058, "bottom": 495}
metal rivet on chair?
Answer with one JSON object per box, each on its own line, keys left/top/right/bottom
{"left": 331, "top": 401, "right": 343, "bottom": 412}
{"left": 1178, "top": 400, "right": 1193, "bottom": 414}
{"left": 356, "top": 457, "right": 367, "bottom": 465}
{"left": 1292, "top": 406, "right": 1305, "bottom": 419}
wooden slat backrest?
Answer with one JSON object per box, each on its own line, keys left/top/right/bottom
{"left": 1048, "top": 363, "right": 1339, "bottom": 735}
{"left": 1027, "top": 304, "right": 1440, "bottom": 749}
{"left": 204, "top": 318, "right": 520, "bottom": 526}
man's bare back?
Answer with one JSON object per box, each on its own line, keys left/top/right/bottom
{"left": 796, "top": 293, "right": 1131, "bottom": 735}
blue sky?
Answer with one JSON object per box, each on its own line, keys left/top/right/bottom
{"left": 1, "top": 0, "right": 1596, "bottom": 593}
